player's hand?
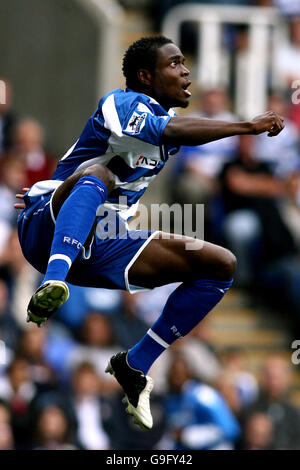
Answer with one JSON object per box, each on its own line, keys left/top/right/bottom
{"left": 251, "top": 111, "right": 284, "bottom": 137}
{"left": 14, "top": 187, "right": 29, "bottom": 210}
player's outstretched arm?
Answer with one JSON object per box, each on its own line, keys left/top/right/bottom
{"left": 163, "top": 110, "right": 284, "bottom": 146}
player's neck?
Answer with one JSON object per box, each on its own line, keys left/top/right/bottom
{"left": 135, "top": 86, "right": 171, "bottom": 112}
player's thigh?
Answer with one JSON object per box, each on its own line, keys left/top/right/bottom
{"left": 128, "top": 232, "right": 236, "bottom": 288}
{"left": 51, "top": 164, "right": 115, "bottom": 219}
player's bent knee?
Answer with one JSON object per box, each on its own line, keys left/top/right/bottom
{"left": 218, "top": 248, "right": 237, "bottom": 280}
{"left": 82, "top": 164, "right": 115, "bottom": 193}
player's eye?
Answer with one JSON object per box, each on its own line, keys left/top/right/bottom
{"left": 170, "top": 58, "right": 185, "bottom": 68}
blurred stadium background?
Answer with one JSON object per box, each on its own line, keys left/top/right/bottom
{"left": 1, "top": 0, "right": 300, "bottom": 450}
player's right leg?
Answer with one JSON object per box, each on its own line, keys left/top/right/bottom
{"left": 26, "top": 164, "right": 115, "bottom": 326}
{"left": 106, "top": 233, "right": 236, "bottom": 430}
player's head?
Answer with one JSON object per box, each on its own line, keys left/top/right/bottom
{"left": 122, "top": 36, "right": 191, "bottom": 110}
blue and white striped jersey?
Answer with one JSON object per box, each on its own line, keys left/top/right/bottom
{"left": 165, "top": 381, "right": 240, "bottom": 450}
{"left": 47, "top": 87, "right": 179, "bottom": 219}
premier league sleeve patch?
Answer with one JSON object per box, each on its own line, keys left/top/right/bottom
{"left": 125, "top": 112, "right": 147, "bottom": 135}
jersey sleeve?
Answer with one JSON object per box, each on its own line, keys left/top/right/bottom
{"left": 99, "top": 92, "right": 172, "bottom": 154}
{"left": 121, "top": 103, "right": 171, "bottom": 146}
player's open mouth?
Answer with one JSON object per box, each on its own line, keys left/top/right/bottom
{"left": 182, "top": 82, "right": 192, "bottom": 97}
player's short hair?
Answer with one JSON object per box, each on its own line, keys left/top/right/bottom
{"left": 122, "top": 36, "right": 173, "bottom": 90}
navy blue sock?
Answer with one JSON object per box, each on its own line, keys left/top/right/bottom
{"left": 43, "top": 175, "right": 107, "bottom": 284}
{"left": 127, "top": 278, "right": 233, "bottom": 374}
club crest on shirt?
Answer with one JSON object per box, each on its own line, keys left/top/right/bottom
{"left": 125, "top": 112, "right": 147, "bottom": 134}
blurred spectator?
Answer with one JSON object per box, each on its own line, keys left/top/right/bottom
{"left": 172, "top": 88, "right": 238, "bottom": 205}
{"left": 16, "top": 326, "right": 58, "bottom": 392}
{"left": 69, "top": 362, "right": 110, "bottom": 450}
{"left": 83, "top": 287, "right": 122, "bottom": 314}
{"left": 177, "top": 320, "right": 223, "bottom": 384}
{"left": 67, "top": 312, "right": 121, "bottom": 395}
{"left": 0, "top": 357, "right": 36, "bottom": 405}
{"left": 242, "top": 412, "right": 274, "bottom": 450}
{"left": 215, "top": 349, "right": 258, "bottom": 418}
{"left": 0, "top": 278, "right": 20, "bottom": 352}
{"left": 219, "top": 135, "right": 295, "bottom": 285}
{"left": 0, "top": 422, "right": 14, "bottom": 450}
{"left": 0, "top": 399, "right": 12, "bottom": 423}
{"left": 56, "top": 284, "right": 121, "bottom": 331}
{"left": 0, "top": 78, "right": 16, "bottom": 155}
{"left": 280, "top": 171, "right": 300, "bottom": 248}
{"left": 0, "top": 228, "right": 28, "bottom": 278}
{"left": 0, "top": 358, "right": 37, "bottom": 447}
{"left": 149, "top": 318, "right": 222, "bottom": 395}
{"left": 220, "top": 348, "right": 258, "bottom": 407}
{"left": 220, "top": 135, "right": 300, "bottom": 333}
{"left": 254, "top": 93, "right": 300, "bottom": 178}
{"left": 12, "top": 118, "right": 54, "bottom": 187}
{"left": 0, "top": 155, "right": 27, "bottom": 254}
{"left": 0, "top": 229, "right": 40, "bottom": 328}
{"left": 163, "top": 354, "right": 240, "bottom": 450}
{"left": 274, "top": 16, "right": 300, "bottom": 89}
{"left": 170, "top": 88, "right": 239, "bottom": 240}
{"left": 273, "top": 17, "right": 300, "bottom": 142}
{"left": 134, "top": 283, "right": 179, "bottom": 327}
{"left": 215, "top": 369, "right": 243, "bottom": 417}
{"left": 273, "top": 0, "right": 300, "bottom": 18}
{"left": 13, "top": 320, "right": 77, "bottom": 387}
{"left": 0, "top": 400, "right": 14, "bottom": 450}
{"left": 33, "top": 404, "right": 77, "bottom": 450}
{"left": 112, "top": 291, "right": 152, "bottom": 350}
{"left": 241, "top": 355, "right": 300, "bottom": 449}
{"left": 102, "top": 389, "right": 166, "bottom": 450}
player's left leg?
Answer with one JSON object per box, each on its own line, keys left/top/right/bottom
{"left": 27, "top": 163, "right": 115, "bottom": 326}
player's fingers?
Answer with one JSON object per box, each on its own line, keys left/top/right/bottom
{"left": 275, "top": 116, "right": 284, "bottom": 129}
{"left": 268, "top": 126, "right": 282, "bottom": 135}
{"left": 22, "top": 187, "right": 30, "bottom": 192}
{"left": 269, "top": 117, "right": 284, "bottom": 134}
{"left": 15, "top": 194, "right": 25, "bottom": 199}
{"left": 267, "top": 128, "right": 283, "bottom": 137}
{"left": 268, "top": 112, "right": 284, "bottom": 130}
{"left": 14, "top": 203, "right": 26, "bottom": 209}
{"left": 277, "top": 118, "right": 284, "bottom": 131}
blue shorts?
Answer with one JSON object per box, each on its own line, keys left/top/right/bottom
{"left": 17, "top": 191, "right": 158, "bottom": 293}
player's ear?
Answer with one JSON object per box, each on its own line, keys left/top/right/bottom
{"left": 137, "top": 69, "right": 152, "bottom": 87}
